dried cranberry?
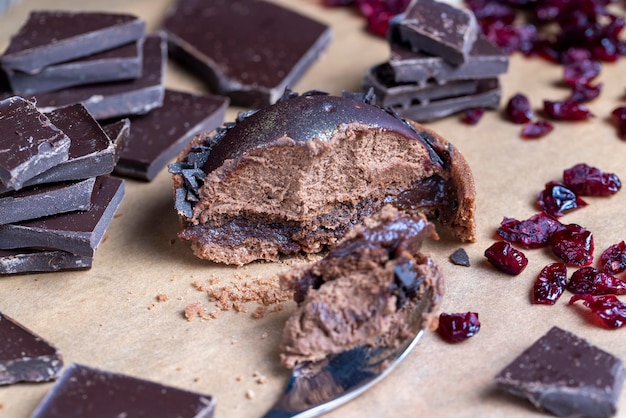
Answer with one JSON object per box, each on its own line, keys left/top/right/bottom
{"left": 497, "top": 212, "right": 563, "bottom": 249}
{"left": 461, "top": 108, "right": 485, "bottom": 125}
{"left": 561, "top": 47, "right": 592, "bottom": 64}
{"left": 567, "top": 82, "right": 602, "bottom": 103}
{"left": 323, "top": 0, "right": 354, "bottom": 5}
{"left": 505, "top": 93, "right": 533, "bottom": 124}
{"left": 537, "top": 181, "right": 587, "bottom": 217}
{"left": 437, "top": 312, "right": 480, "bottom": 343}
{"left": 484, "top": 241, "right": 528, "bottom": 275}
{"left": 562, "top": 59, "right": 601, "bottom": 87}
{"left": 599, "top": 241, "right": 626, "bottom": 274}
{"left": 567, "top": 266, "right": 626, "bottom": 295}
{"left": 562, "top": 163, "right": 621, "bottom": 196}
{"left": 611, "top": 106, "right": 626, "bottom": 139}
{"left": 532, "top": 263, "right": 568, "bottom": 305}
{"left": 355, "top": 0, "right": 411, "bottom": 37}
{"left": 569, "top": 294, "right": 626, "bottom": 329}
{"left": 549, "top": 223, "right": 594, "bottom": 266}
{"left": 543, "top": 100, "right": 594, "bottom": 121}
{"left": 521, "top": 120, "right": 554, "bottom": 139}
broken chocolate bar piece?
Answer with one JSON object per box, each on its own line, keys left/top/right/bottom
{"left": 0, "top": 249, "right": 92, "bottom": 275}
{"left": 102, "top": 117, "right": 131, "bottom": 164}
{"left": 0, "top": 176, "right": 125, "bottom": 256}
{"left": 0, "top": 178, "right": 95, "bottom": 225}
{"left": 162, "top": 0, "right": 331, "bottom": 107}
{"left": 495, "top": 326, "right": 626, "bottom": 418}
{"left": 0, "top": 96, "right": 70, "bottom": 190}
{"left": 393, "top": 0, "right": 478, "bottom": 65}
{"left": 388, "top": 33, "right": 509, "bottom": 84}
{"left": 0, "top": 11, "right": 145, "bottom": 74}
{"left": 30, "top": 363, "right": 215, "bottom": 418}
{"left": 6, "top": 40, "right": 143, "bottom": 95}
{"left": 115, "top": 89, "right": 228, "bottom": 181}
{"left": 0, "top": 311, "right": 63, "bottom": 385}
{"left": 32, "top": 35, "right": 166, "bottom": 120}
{"left": 449, "top": 248, "right": 470, "bottom": 266}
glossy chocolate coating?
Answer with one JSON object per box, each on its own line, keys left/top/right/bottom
{"left": 30, "top": 363, "right": 215, "bottom": 418}
{"left": 1, "top": 11, "right": 145, "bottom": 73}
{"left": 0, "top": 311, "right": 63, "bottom": 385}
{"left": 495, "top": 327, "right": 626, "bottom": 418}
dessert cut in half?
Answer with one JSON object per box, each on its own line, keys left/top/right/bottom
{"left": 278, "top": 205, "right": 444, "bottom": 368}
{"left": 170, "top": 90, "right": 476, "bottom": 265}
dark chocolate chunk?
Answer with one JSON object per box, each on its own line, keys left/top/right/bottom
{"left": 114, "top": 89, "right": 228, "bottom": 181}
{"left": 0, "top": 11, "right": 145, "bottom": 74}
{"left": 0, "top": 96, "right": 71, "bottom": 190}
{"left": 0, "top": 311, "right": 63, "bottom": 385}
{"left": 449, "top": 248, "right": 470, "bottom": 266}
{"left": 162, "top": 0, "right": 332, "bottom": 107}
{"left": 495, "top": 326, "right": 626, "bottom": 418}
{"left": 393, "top": 0, "right": 478, "bottom": 65}
{"left": 388, "top": 33, "right": 509, "bottom": 84}
{"left": 101, "top": 117, "right": 131, "bottom": 164}
{"left": 6, "top": 40, "right": 143, "bottom": 95}
{"left": 0, "top": 249, "right": 92, "bottom": 275}
{"left": 0, "top": 176, "right": 125, "bottom": 256}
{"left": 30, "top": 363, "right": 215, "bottom": 418}
{"left": 0, "top": 178, "right": 95, "bottom": 225}
{"left": 32, "top": 35, "right": 166, "bottom": 120}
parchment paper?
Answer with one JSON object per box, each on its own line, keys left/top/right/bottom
{"left": 1, "top": 1, "right": 626, "bottom": 417}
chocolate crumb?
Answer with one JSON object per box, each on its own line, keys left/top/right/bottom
{"left": 184, "top": 301, "right": 206, "bottom": 321}
{"left": 450, "top": 248, "right": 471, "bottom": 266}
{"left": 252, "top": 307, "right": 266, "bottom": 319}
{"left": 156, "top": 293, "right": 169, "bottom": 302}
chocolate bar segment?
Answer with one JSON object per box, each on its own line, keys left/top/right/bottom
{"left": 6, "top": 40, "right": 143, "bottom": 95}
{"left": 0, "top": 249, "right": 92, "bottom": 275}
{"left": 393, "top": 0, "right": 478, "bottom": 65}
{"left": 495, "top": 326, "right": 626, "bottom": 418}
{"left": 30, "top": 363, "right": 215, "bottom": 418}
{"left": 0, "top": 11, "right": 145, "bottom": 74}
{"left": 102, "top": 117, "right": 131, "bottom": 164}
{"left": 162, "top": 0, "right": 331, "bottom": 107}
{"left": 115, "top": 89, "right": 228, "bottom": 181}
{"left": 32, "top": 35, "right": 166, "bottom": 120}
{"left": 0, "top": 178, "right": 95, "bottom": 225}
{"left": 0, "top": 311, "right": 63, "bottom": 385}
{"left": 0, "top": 96, "right": 70, "bottom": 190}
{"left": 0, "top": 176, "right": 125, "bottom": 256}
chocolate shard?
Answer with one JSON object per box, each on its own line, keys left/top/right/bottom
{"left": 495, "top": 326, "right": 626, "bottom": 418}
{"left": 6, "top": 39, "right": 143, "bottom": 95}
{"left": 114, "top": 89, "right": 228, "bottom": 181}
{"left": 0, "top": 11, "right": 145, "bottom": 74}
{"left": 0, "top": 311, "right": 63, "bottom": 385}
{"left": 30, "top": 363, "right": 215, "bottom": 418}
{"left": 0, "top": 178, "right": 96, "bottom": 225}
{"left": 32, "top": 34, "right": 166, "bottom": 120}
{"left": 393, "top": 0, "right": 478, "bottom": 65}
{"left": 0, "top": 249, "right": 92, "bottom": 275}
{"left": 449, "top": 248, "right": 470, "bottom": 266}
{"left": 162, "top": 0, "right": 332, "bottom": 107}
{"left": 0, "top": 176, "right": 125, "bottom": 256}
{"left": 101, "top": 117, "right": 131, "bottom": 164}
{"left": 0, "top": 96, "right": 71, "bottom": 190}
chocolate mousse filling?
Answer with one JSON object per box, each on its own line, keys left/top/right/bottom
{"left": 170, "top": 90, "right": 475, "bottom": 265}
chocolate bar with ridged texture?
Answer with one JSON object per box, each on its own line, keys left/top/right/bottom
{"left": 0, "top": 10, "right": 145, "bottom": 74}
{"left": 0, "top": 311, "right": 63, "bottom": 385}
{"left": 30, "top": 363, "right": 215, "bottom": 418}
{"left": 0, "top": 249, "right": 92, "bottom": 275}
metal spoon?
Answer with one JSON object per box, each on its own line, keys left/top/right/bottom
{"left": 263, "top": 286, "right": 436, "bottom": 418}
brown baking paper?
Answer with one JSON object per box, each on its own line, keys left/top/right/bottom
{"left": 1, "top": 1, "right": 626, "bottom": 417}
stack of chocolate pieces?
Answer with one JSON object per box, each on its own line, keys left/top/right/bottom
{"left": 363, "top": 0, "right": 508, "bottom": 122}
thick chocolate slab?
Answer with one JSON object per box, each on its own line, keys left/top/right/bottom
{"left": 388, "top": 78, "right": 501, "bottom": 122}
{"left": 0, "top": 311, "right": 63, "bottom": 385}
{"left": 0, "top": 96, "right": 70, "bottom": 190}
{"left": 495, "top": 327, "right": 625, "bottom": 418}
{"left": 32, "top": 35, "right": 166, "bottom": 120}
{"left": 30, "top": 363, "right": 215, "bottom": 418}
{"left": 162, "top": 0, "right": 331, "bottom": 107}
{"left": 0, "top": 177, "right": 95, "bottom": 225}
{"left": 0, "top": 176, "right": 125, "bottom": 256}
{"left": 394, "top": 0, "right": 478, "bottom": 65}
{"left": 0, "top": 249, "right": 92, "bottom": 275}
{"left": 6, "top": 40, "right": 143, "bottom": 95}
{"left": 0, "top": 11, "right": 145, "bottom": 74}
{"left": 115, "top": 89, "right": 228, "bottom": 181}
{"left": 389, "top": 34, "right": 509, "bottom": 84}
{"left": 363, "top": 63, "right": 480, "bottom": 109}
